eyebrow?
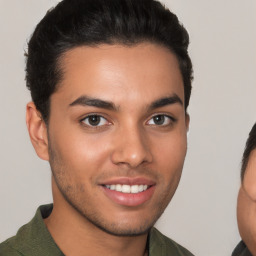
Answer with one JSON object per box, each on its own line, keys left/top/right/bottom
{"left": 69, "top": 96, "right": 118, "bottom": 111}
{"left": 69, "top": 94, "right": 183, "bottom": 111}
{"left": 148, "top": 94, "right": 183, "bottom": 110}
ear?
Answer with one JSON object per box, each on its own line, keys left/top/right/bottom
{"left": 242, "top": 150, "right": 256, "bottom": 202}
{"left": 26, "top": 102, "right": 49, "bottom": 161}
{"left": 185, "top": 113, "right": 190, "bottom": 133}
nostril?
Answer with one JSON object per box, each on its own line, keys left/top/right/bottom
{"left": 110, "top": 145, "right": 152, "bottom": 167}
{"left": 110, "top": 128, "right": 153, "bottom": 167}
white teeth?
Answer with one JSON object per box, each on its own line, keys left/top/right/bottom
{"left": 116, "top": 184, "right": 122, "bottom": 192}
{"left": 105, "top": 184, "right": 149, "bottom": 193}
{"left": 131, "top": 185, "right": 139, "bottom": 193}
{"left": 139, "top": 185, "right": 144, "bottom": 192}
{"left": 122, "top": 185, "right": 131, "bottom": 193}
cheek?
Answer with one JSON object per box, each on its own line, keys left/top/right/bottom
{"left": 153, "top": 132, "right": 187, "bottom": 167}
{"left": 150, "top": 133, "right": 187, "bottom": 191}
{"left": 49, "top": 127, "right": 111, "bottom": 175}
{"left": 237, "top": 189, "right": 256, "bottom": 243}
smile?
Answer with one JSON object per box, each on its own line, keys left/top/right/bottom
{"left": 100, "top": 177, "right": 156, "bottom": 206}
{"left": 104, "top": 184, "right": 148, "bottom": 194}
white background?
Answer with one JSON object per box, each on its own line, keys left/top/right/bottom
{"left": 0, "top": 1, "right": 255, "bottom": 255}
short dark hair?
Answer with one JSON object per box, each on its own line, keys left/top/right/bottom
{"left": 26, "top": 0, "right": 193, "bottom": 123}
{"left": 241, "top": 123, "right": 256, "bottom": 180}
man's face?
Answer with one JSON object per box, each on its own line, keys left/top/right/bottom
{"left": 238, "top": 149, "right": 256, "bottom": 254}
{"left": 46, "top": 43, "right": 189, "bottom": 236}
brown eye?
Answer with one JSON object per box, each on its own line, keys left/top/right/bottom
{"left": 153, "top": 115, "right": 165, "bottom": 125}
{"left": 147, "top": 114, "right": 174, "bottom": 126}
{"left": 82, "top": 115, "right": 109, "bottom": 127}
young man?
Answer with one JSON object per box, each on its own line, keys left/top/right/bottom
{"left": 0, "top": 0, "right": 194, "bottom": 255}
{"left": 232, "top": 123, "right": 256, "bottom": 256}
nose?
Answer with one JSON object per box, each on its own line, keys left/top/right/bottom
{"left": 110, "top": 126, "right": 153, "bottom": 168}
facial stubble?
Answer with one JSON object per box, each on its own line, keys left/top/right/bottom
{"left": 47, "top": 135, "right": 181, "bottom": 237}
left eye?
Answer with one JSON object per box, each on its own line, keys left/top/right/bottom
{"left": 82, "top": 115, "right": 109, "bottom": 127}
{"left": 147, "top": 115, "right": 173, "bottom": 126}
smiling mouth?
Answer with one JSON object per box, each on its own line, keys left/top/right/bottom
{"left": 104, "top": 184, "right": 149, "bottom": 194}
{"left": 101, "top": 180, "right": 155, "bottom": 206}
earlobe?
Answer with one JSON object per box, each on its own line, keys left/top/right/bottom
{"left": 26, "top": 102, "right": 49, "bottom": 161}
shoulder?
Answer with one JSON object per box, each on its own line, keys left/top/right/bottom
{"left": 0, "top": 237, "right": 22, "bottom": 256}
{"left": 149, "top": 228, "right": 195, "bottom": 256}
{"left": 0, "top": 219, "right": 36, "bottom": 256}
{"left": 232, "top": 241, "right": 252, "bottom": 256}
{"left": 0, "top": 204, "right": 56, "bottom": 256}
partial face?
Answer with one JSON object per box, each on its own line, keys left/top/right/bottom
{"left": 238, "top": 150, "right": 256, "bottom": 254}
{"left": 47, "top": 43, "right": 189, "bottom": 235}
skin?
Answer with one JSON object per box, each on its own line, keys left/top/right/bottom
{"left": 238, "top": 150, "right": 256, "bottom": 255}
{"left": 26, "top": 43, "right": 189, "bottom": 256}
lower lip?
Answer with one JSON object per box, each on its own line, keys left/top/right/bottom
{"left": 101, "top": 186, "right": 155, "bottom": 207}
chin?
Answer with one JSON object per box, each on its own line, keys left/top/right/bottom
{"left": 96, "top": 224, "right": 151, "bottom": 237}
{"left": 81, "top": 209, "right": 160, "bottom": 237}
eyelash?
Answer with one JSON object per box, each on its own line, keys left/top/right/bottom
{"left": 80, "top": 113, "right": 177, "bottom": 128}
{"left": 146, "top": 114, "right": 177, "bottom": 127}
{"left": 80, "top": 114, "right": 111, "bottom": 128}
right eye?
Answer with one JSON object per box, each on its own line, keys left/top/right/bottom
{"left": 81, "top": 115, "right": 110, "bottom": 127}
{"left": 147, "top": 114, "right": 175, "bottom": 126}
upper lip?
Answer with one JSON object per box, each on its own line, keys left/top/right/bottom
{"left": 99, "top": 177, "right": 156, "bottom": 186}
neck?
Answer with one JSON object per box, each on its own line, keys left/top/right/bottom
{"left": 44, "top": 181, "right": 149, "bottom": 256}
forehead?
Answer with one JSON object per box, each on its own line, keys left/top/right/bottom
{"left": 55, "top": 43, "right": 184, "bottom": 107}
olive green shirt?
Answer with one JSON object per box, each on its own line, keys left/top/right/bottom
{"left": 0, "top": 204, "right": 194, "bottom": 256}
{"left": 232, "top": 241, "right": 252, "bottom": 256}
